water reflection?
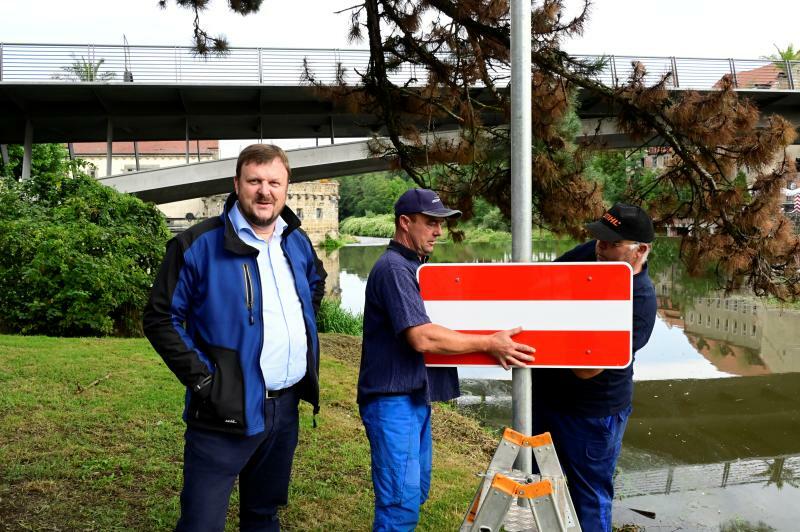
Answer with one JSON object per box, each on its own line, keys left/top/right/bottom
{"left": 329, "top": 238, "right": 800, "bottom": 380}
{"left": 459, "top": 374, "right": 800, "bottom": 528}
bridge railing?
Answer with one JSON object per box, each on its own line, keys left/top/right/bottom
{"left": 0, "top": 42, "right": 798, "bottom": 91}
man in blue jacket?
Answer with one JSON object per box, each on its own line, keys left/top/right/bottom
{"left": 144, "top": 144, "right": 326, "bottom": 532}
{"left": 358, "top": 188, "right": 535, "bottom": 531}
{"left": 532, "top": 203, "right": 657, "bottom": 532}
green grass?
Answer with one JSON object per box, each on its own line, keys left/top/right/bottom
{"left": 316, "top": 298, "right": 363, "bottom": 335}
{"left": 0, "top": 333, "right": 496, "bottom": 531}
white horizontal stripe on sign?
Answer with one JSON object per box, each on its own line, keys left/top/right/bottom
{"left": 423, "top": 300, "right": 632, "bottom": 331}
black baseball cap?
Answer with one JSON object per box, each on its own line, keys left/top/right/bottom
{"left": 586, "top": 203, "right": 654, "bottom": 243}
{"left": 394, "top": 188, "right": 462, "bottom": 218}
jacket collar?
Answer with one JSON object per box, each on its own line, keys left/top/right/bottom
{"left": 388, "top": 240, "right": 429, "bottom": 264}
{"left": 221, "top": 192, "right": 302, "bottom": 255}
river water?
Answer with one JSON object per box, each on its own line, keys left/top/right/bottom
{"left": 321, "top": 237, "right": 800, "bottom": 531}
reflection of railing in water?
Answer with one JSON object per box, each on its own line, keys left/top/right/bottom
{"left": 615, "top": 454, "right": 800, "bottom": 499}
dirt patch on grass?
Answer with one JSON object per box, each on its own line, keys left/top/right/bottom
{"left": 320, "top": 333, "right": 362, "bottom": 366}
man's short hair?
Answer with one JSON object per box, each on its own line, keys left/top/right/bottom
{"left": 235, "top": 144, "right": 291, "bottom": 179}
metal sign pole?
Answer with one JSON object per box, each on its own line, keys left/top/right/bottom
{"left": 510, "top": 0, "right": 533, "bottom": 473}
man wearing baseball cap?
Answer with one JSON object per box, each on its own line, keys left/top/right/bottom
{"left": 532, "top": 203, "right": 657, "bottom": 532}
{"left": 357, "top": 188, "right": 535, "bottom": 531}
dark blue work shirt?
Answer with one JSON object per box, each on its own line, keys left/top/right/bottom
{"left": 357, "top": 241, "right": 460, "bottom": 405}
{"left": 532, "top": 240, "right": 657, "bottom": 417}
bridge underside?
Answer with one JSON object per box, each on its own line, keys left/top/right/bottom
{"left": 2, "top": 83, "right": 799, "bottom": 146}
{"left": 0, "top": 84, "right": 504, "bottom": 144}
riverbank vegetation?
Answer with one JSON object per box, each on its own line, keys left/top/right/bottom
{"left": 316, "top": 299, "right": 363, "bottom": 335}
{"left": 0, "top": 333, "right": 494, "bottom": 530}
{"left": 319, "top": 232, "right": 357, "bottom": 251}
{"left": 0, "top": 146, "right": 170, "bottom": 337}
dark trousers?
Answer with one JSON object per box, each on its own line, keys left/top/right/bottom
{"left": 532, "top": 404, "right": 632, "bottom": 532}
{"left": 176, "top": 388, "right": 300, "bottom": 532}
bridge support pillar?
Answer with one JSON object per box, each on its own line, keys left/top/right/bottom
{"left": 0, "top": 144, "right": 9, "bottom": 167}
{"left": 185, "top": 119, "right": 190, "bottom": 164}
{"left": 21, "top": 120, "right": 33, "bottom": 180}
{"left": 106, "top": 119, "right": 113, "bottom": 177}
{"left": 134, "top": 141, "right": 140, "bottom": 171}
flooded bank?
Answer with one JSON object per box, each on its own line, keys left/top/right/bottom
{"left": 459, "top": 374, "right": 800, "bottom": 530}
{"left": 323, "top": 237, "right": 800, "bottom": 530}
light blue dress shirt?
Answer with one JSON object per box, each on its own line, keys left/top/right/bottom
{"left": 229, "top": 202, "right": 308, "bottom": 391}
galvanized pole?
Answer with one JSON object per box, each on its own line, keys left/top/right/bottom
{"left": 510, "top": 0, "right": 532, "bottom": 473}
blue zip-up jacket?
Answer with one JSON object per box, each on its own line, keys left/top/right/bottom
{"left": 143, "top": 193, "right": 326, "bottom": 436}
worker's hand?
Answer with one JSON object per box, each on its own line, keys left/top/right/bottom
{"left": 486, "top": 327, "right": 535, "bottom": 370}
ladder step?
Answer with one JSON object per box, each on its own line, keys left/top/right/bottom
{"left": 460, "top": 428, "right": 582, "bottom": 532}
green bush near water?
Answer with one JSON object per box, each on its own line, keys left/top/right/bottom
{"left": 318, "top": 233, "right": 357, "bottom": 251}
{"left": 0, "top": 146, "right": 170, "bottom": 336}
{"left": 317, "top": 299, "right": 363, "bottom": 335}
{"left": 340, "top": 213, "right": 396, "bottom": 238}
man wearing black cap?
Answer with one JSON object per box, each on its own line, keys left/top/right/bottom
{"left": 358, "top": 188, "right": 535, "bottom": 531}
{"left": 532, "top": 203, "right": 657, "bottom": 532}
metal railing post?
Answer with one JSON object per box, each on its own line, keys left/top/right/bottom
{"left": 0, "top": 43, "right": 4, "bottom": 82}
{"left": 610, "top": 55, "right": 618, "bottom": 87}
{"left": 174, "top": 46, "right": 180, "bottom": 82}
{"left": 785, "top": 60, "right": 794, "bottom": 90}
{"left": 258, "top": 48, "right": 263, "bottom": 84}
{"left": 729, "top": 58, "right": 738, "bottom": 88}
{"left": 670, "top": 56, "right": 679, "bottom": 88}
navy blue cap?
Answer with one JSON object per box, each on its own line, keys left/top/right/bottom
{"left": 586, "top": 203, "right": 654, "bottom": 243}
{"left": 394, "top": 188, "right": 462, "bottom": 218}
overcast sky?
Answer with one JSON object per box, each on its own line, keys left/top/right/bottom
{"left": 3, "top": 0, "right": 799, "bottom": 58}
{"left": 3, "top": 0, "right": 799, "bottom": 154}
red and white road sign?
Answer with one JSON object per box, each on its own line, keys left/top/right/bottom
{"left": 418, "top": 263, "right": 633, "bottom": 368}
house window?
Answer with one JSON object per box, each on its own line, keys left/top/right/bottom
{"left": 316, "top": 208, "right": 322, "bottom": 219}
{"left": 297, "top": 208, "right": 304, "bottom": 219}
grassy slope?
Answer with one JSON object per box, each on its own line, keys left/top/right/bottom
{"left": 0, "top": 334, "right": 496, "bottom": 531}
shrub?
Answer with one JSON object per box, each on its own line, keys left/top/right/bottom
{"left": 0, "top": 151, "right": 170, "bottom": 336}
{"left": 339, "top": 214, "right": 395, "bottom": 238}
{"left": 317, "top": 299, "right": 363, "bottom": 336}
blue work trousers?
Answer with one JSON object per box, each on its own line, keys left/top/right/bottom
{"left": 175, "top": 388, "right": 300, "bottom": 532}
{"left": 532, "top": 404, "right": 631, "bottom": 532}
{"left": 359, "top": 394, "right": 432, "bottom": 532}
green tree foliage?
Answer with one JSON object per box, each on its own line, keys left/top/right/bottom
{"left": 337, "top": 172, "right": 413, "bottom": 219}
{"left": 762, "top": 44, "right": 800, "bottom": 61}
{"left": 1, "top": 144, "right": 72, "bottom": 180}
{"left": 0, "top": 146, "right": 170, "bottom": 336}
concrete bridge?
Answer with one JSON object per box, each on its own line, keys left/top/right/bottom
{"left": 98, "top": 139, "right": 388, "bottom": 204}
{"left": 3, "top": 43, "right": 800, "bottom": 199}
{"left": 3, "top": 42, "right": 800, "bottom": 144}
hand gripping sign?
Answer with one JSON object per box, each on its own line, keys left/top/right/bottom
{"left": 418, "top": 263, "right": 633, "bottom": 368}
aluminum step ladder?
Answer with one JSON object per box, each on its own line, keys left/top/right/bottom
{"left": 460, "top": 428, "right": 582, "bottom": 532}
